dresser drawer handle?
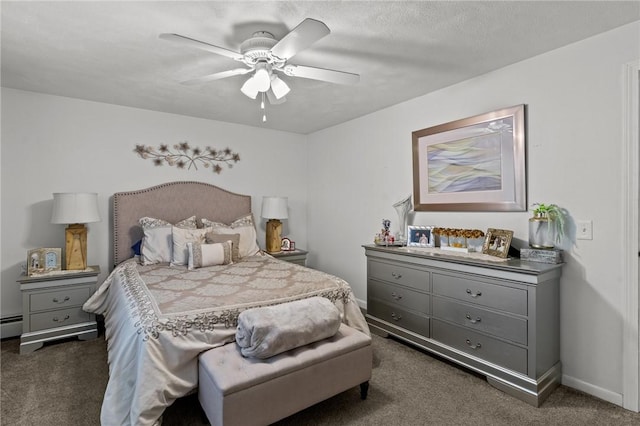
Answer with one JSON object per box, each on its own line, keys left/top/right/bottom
{"left": 52, "top": 315, "right": 70, "bottom": 323}
{"left": 465, "top": 339, "right": 482, "bottom": 350}
{"left": 466, "top": 289, "right": 482, "bottom": 298}
{"left": 465, "top": 313, "right": 481, "bottom": 324}
{"left": 391, "top": 292, "right": 403, "bottom": 301}
{"left": 52, "top": 296, "right": 71, "bottom": 304}
{"left": 391, "top": 272, "right": 403, "bottom": 280}
{"left": 390, "top": 312, "right": 402, "bottom": 321}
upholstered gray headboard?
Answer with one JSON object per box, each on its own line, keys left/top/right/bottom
{"left": 112, "top": 181, "right": 251, "bottom": 266}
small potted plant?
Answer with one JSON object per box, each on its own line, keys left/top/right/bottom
{"left": 529, "top": 203, "right": 566, "bottom": 249}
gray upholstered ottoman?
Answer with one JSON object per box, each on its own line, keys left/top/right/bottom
{"left": 198, "top": 323, "right": 372, "bottom": 426}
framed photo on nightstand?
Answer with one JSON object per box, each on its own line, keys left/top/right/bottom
{"left": 27, "top": 248, "right": 62, "bottom": 276}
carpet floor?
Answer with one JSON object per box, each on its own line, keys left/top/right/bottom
{"left": 2, "top": 333, "right": 639, "bottom": 425}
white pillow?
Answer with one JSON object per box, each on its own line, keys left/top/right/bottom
{"left": 139, "top": 216, "right": 197, "bottom": 265}
{"left": 187, "top": 241, "right": 233, "bottom": 270}
{"left": 202, "top": 214, "right": 260, "bottom": 259}
{"left": 171, "top": 227, "right": 211, "bottom": 266}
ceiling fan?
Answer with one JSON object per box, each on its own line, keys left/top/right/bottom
{"left": 159, "top": 18, "right": 360, "bottom": 105}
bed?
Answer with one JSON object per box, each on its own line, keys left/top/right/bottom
{"left": 83, "top": 181, "right": 369, "bottom": 426}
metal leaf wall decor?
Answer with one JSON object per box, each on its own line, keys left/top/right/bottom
{"left": 134, "top": 142, "right": 240, "bottom": 174}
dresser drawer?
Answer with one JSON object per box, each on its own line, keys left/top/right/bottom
{"left": 368, "top": 260, "right": 429, "bottom": 291}
{"left": 433, "top": 297, "right": 527, "bottom": 345}
{"left": 29, "top": 307, "right": 91, "bottom": 332}
{"left": 368, "top": 299, "right": 430, "bottom": 336}
{"left": 433, "top": 273, "right": 527, "bottom": 315}
{"left": 368, "top": 279, "right": 430, "bottom": 314}
{"left": 432, "top": 319, "right": 527, "bottom": 374}
{"left": 30, "top": 286, "right": 91, "bottom": 312}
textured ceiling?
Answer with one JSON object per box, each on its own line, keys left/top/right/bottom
{"left": 2, "top": 1, "right": 639, "bottom": 134}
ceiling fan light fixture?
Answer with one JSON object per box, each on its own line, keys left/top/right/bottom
{"left": 253, "top": 62, "right": 271, "bottom": 92}
{"left": 270, "top": 75, "right": 290, "bottom": 100}
{"left": 240, "top": 77, "right": 259, "bottom": 99}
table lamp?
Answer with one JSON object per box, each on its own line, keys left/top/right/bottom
{"left": 51, "top": 193, "right": 101, "bottom": 270}
{"left": 261, "top": 196, "right": 288, "bottom": 253}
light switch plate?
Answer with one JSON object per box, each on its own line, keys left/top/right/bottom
{"left": 576, "top": 220, "right": 593, "bottom": 240}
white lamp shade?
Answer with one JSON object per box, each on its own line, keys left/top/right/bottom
{"left": 253, "top": 63, "right": 271, "bottom": 92}
{"left": 270, "top": 75, "right": 290, "bottom": 100}
{"left": 261, "top": 196, "right": 288, "bottom": 220}
{"left": 51, "top": 193, "right": 101, "bottom": 224}
{"left": 241, "top": 77, "right": 259, "bottom": 99}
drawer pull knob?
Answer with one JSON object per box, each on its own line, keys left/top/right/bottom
{"left": 466, "top": 289, "right": 482, "bottom": 298}
{"left": 391, "top": 292, "right": 403, "bottom": 300}
{"left": 465, "top": 314, "right": 481, "bottom": 324}
{"left": 52, "top": 296, "right": 71, "bottom": 303}
{"left": 465, "top": 339, "right": 482, "bottom": 350}
{"left": 391, "top": 272, "right": 403, "bottom": 280}
{"left": 53, "top": 315, "right": 70, "bottom": 323}
{"left": 391, "top": 312, "right": 402, "bottom": 321}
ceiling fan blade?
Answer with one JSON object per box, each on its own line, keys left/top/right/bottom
{"left": 266, "top": 89, "right": 287, "bottom": 105}
{"left": 282, "top": 64, "right": 359, "bottom": 85}
{"left": 270, "top": 18, "right": 330, "bottom": 60}
{"left": 181, "top": 68, "right": 252, "bottom": 85}
{"left": 159, "top": 33, "right": 244, "bottom": 61}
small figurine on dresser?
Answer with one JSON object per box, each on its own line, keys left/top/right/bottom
{"left": 374, "top": 219, "right": 395, "bottom": 245}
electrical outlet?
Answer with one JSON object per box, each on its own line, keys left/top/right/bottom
{"left": 576, "top": 220, "right": 593, "bottom": 240}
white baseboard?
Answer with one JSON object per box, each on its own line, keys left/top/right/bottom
{"left": 0, "top": 319, "right": 23, "bottom": 339}
{"left": 562, "top": 374, "right": 623, "bottom": 407}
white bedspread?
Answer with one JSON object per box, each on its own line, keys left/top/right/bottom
{"left": 83, "top": 255, "right": 369, "bottom": 426}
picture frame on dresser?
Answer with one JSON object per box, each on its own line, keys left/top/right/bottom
{"left": 482, "top": 228, "right": 513, "bottom": 258}
{"left": 412, "top": 104, "right": 526, "bottom": 212}
{"left": 407, "top": 225, "right": 435, "bottom": 247}
{"left": 27, "top": 248, "right": 61, "bottom": 276}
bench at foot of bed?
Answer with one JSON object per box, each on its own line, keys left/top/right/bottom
{"left": 198, "top": 324, "right": 372, "bottom": 426}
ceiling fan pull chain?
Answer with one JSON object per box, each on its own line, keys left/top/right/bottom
{"left": 261, "top": 92, "right": 267, "bottom": 122}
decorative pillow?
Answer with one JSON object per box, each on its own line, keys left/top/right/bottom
{"left": 187, "top": 241, "right": 233, "bottom": 270}
{"left": 171, "top": 227, "right": 212, "bottom": 266}
{"left": 205, "top": 233, "right": 240, "bottom": 263}
{"left": 202, "top": 214, "right": 260, "bottom": 259}
{"left": 139, "top": 216, "right": 197, "bottom": 265}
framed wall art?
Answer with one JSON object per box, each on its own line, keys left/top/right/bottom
{"left": 27, "top": 248, "right": 62, "bottom": 276}
{"left": 412, "top": 105, "right": 526, "bottom": 212}
{"left": 407, "top": 225, "right": 435, "bottom": 247}
{"left": 482, "top": 228, "right": 514, "bottom": 258}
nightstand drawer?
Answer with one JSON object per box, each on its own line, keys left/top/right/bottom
{"left": 367, "top": 299, "right": 430, "bottom": 336}
{"left": 433, "top": 297, "right": 527, "bottom": 344}
{"left": 368, "top": 260, "right": 429, "bottom": 291}
{"left": 433, "top": 273, "right": 527, "bottom": 315}
{"left": 432, "top": 319, "right": 527, "bottom": 374}
{"left": 368, "top": 279, "right": 429, "bottom": 314}
{"left": 30, "top": 307, "right": 91, "bottom": 332}
{"left": 30, "top": 287, "right": 92, "bottom": 312}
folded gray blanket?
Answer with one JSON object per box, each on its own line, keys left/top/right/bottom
{"left": 236, "top": 296, "right": 341, "bottom": 359}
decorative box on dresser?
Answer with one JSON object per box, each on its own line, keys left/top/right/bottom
{"left": 17, "top": 266, "right": 100, "bottom": 355}
{"left": 364, "top": 245, "right": 562, "bottom": 406}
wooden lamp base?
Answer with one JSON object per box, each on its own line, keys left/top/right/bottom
{"left": 265, "top": 219, "right": 283, "bottom": 253}
{"left": 65, "top": 223, "right": 88, "bottom": 270}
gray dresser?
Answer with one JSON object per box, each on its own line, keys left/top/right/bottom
{"left": 17, "top": 266, "right": 100, "bottom": 354}
{"left": 364, "top": 245, "right": 562, "bottom": 406}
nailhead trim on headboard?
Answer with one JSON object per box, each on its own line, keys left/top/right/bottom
{"left": 113, "top": 181, "right": 252, "bottom": 268}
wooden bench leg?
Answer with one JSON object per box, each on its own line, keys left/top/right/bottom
{"left": 360, "top": 381, "right": 369, "bottom": 400}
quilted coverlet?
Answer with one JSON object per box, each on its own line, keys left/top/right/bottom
{"left": 83, "top": 254, "right": 369, "bottom": 426}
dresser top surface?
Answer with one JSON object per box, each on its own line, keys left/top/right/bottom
{"left": 363, "top": 245, "right": 562, "bottom": 276}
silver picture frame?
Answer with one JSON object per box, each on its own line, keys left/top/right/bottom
{"left": 407, "top": 225, "right": 435, "bottom": 247}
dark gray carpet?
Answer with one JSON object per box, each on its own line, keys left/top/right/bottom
{"left": 2, "top": 333, "right": 639, "bottom": 425}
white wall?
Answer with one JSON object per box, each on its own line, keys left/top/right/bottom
{"left": 307, "top": 22, "right": 640, "bottom": 405}
{"left": 0, "top": 88, "right": 308, "bottom": 320}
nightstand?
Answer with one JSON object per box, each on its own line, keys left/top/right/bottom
{"left": 17, "top": 266, "right": 100, "bottom": 354}
{"left": 271, "top": 249, "right": 309, "bottom": 266}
